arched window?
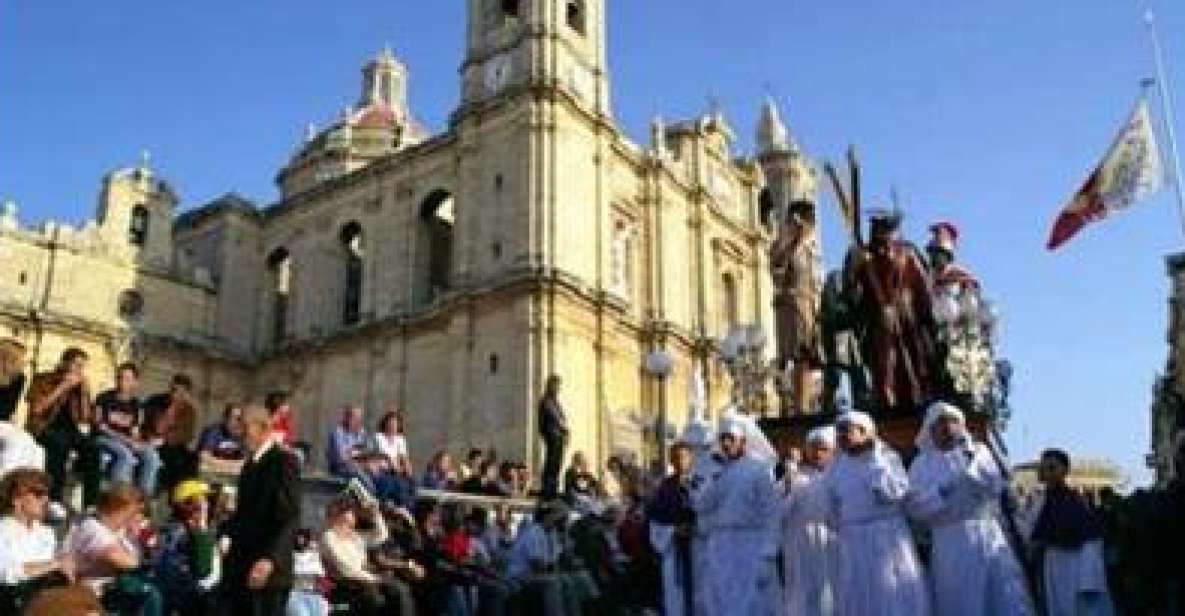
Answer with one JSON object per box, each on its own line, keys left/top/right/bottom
{"left": 484, "top": 0, "right": 519, "bottom": 31}
{"left": 566, "top": 0, "right": 586, "bottom": 35}
{"left": 340, "top": 222, "right": 364, "bottom": 326}
{"left": 721, "top": 272, "right": 739, "bottom": 330}
{"left": 268, "top": 247, "right": 292, "bottom": 344}
{"left": 129, "top": 205, "right": 149, "bottom": 246}
{"left": 421, "top": 190, "right": 455, "bottom": 303}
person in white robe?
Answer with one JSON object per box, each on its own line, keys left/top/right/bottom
{"left": 780, "top": 425, "right": 838, "bottom": 616}
{"left": 1020, "top": 448, "right": 1115, "bottom": 616}
{"left": 691, "top": 412, "right": 779, "bottom": 616}
{"left": 681, "top": 416, "right": 717, "bottom": 616}
{"left": 908, "top": 402, "right": 1035, "bottom": 616}
{"left": 825, "top": 411, "right": 929, "bottom": 616}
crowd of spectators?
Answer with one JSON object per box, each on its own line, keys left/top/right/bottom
{"left": 0, "top": 342, "right": 670, "bottom": 615}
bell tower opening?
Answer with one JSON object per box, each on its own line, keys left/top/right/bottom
{"left": 419, "top": 190, "right": 455, "bottom": 304}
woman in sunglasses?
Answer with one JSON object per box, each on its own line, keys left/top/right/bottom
{"left": 0, "top": 468, "right": 77, "bottom": 610}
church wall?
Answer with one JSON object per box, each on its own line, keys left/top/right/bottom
{"left": 176, "top": 214, "right": 265, "bottom": 354}
{"left": 550, "top": 107, "right": 602, "bottom": 286}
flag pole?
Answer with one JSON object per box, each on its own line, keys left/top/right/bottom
{"left": 1143, "top": 7, "right": 1185, "bottom": 235}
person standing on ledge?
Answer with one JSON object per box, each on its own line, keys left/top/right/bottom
{"left": 222, "top": 406, "right": 300, "bottom": 616}
{"left": 538, "top": 375, "right": 569, "bottom": 499}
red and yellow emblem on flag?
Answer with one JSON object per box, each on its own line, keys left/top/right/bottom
{"left": 1046, "top": 98, "right": 1164, "bottom": 250}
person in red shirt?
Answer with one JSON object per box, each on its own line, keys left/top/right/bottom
{"left": 264, "top": 391, "right": 308, "bottom": 465}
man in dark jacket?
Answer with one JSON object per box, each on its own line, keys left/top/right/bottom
{"left": 538, "top": 375, "right": 569, "bottom": 499}
{"left": 222, "top": 405, "right": 301, "bottom": 616}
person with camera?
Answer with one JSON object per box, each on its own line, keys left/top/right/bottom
{"left": 63, "top": 483, "right": 163, "bottom": 616}
{"left": 155, "top": 480, "right": 220, "bottom": 616}
{"left": 26, "top": 347, "right": 101, "bottom": 513}
{"left": 320, "top": 496, "right": 417, "bottom": 615}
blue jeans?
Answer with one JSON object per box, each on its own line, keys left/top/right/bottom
{"left": 286, "top": 589, "right": 329, "bottom": 616}
{"left": 96, "top": 434, "right": 162, "bottom": 496}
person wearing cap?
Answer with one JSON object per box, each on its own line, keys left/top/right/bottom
{"left": 846, "top": 209, "right": 937, "bottom": 414}
{"left": 908, "top": 402, "right": 1034, "bottom": 616}
{"left": 690, "top": 414, "right": 779, "bottom": 616}
{"left": 825, "top": 411, "right": 929, "bottom": 615}
{"left": 780, "top": 425, "right": 838, "bottom": 616}
{"left": 155, "top": 480, "right": 220, "bottom": 616}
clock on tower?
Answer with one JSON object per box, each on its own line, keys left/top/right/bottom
{"left": 460, "top": 0, "right": 608, "bottom": 114}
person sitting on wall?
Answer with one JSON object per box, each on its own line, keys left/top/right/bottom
{"left": 196, "top": 404, "right": 247, "bottom": 475}
{"left": 143, "top": 374, "right": 199, "bottom": 495}
{"left": 25, "top": 347, "right": 101, "bottom": 514}
{"left": 94, "top": 363, "right": 161, "bottom": 500}
{"left": 0, "top": 468, "right": 75, "bottom": 612}
{"left": 327, "top": 406, "right": 376, "bottom": 493}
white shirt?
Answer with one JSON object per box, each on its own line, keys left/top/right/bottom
{"left": 0, "top": 516, "right": 57, "bottom": 584}
{"left": 0, "top": 422, "right": 45, "bottom": 474}
{"left": 64, "top": 516, "right": 138, "bottom": 592}
{"left": 251, "top": 437, "right": 276, "bottom": 463}
{"left": 374, "top": 432, "right": 408, "bottom": 464}
{"left": 320, "top": 517, "right": 388, "bottom": 584}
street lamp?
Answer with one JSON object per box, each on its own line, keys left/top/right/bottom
{"left": 644, "top": 348, "right": 674, "bottom": 464}
{"left": 718, "top": 324, "right": 775, "bottom": 415}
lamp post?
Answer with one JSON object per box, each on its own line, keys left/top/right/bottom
{"left": 644, "top": 348, "right": 674, "bottom": 464}
{"left": 718, "top": 324, "right": 777, "bottom": 415}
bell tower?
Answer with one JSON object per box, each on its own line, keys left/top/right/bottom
{"left": 459, "top": 0, "right": 609, "bottom": 117}
{"left": 359, "top": 46, "right": 407, "bottom": 112}
{"left": 96, "top": 152, "right": 178, "bottom": 268}
{"left": 756, "top": 97, "right": 816, "bottom": 219}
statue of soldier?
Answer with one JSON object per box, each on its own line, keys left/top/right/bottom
{"left": 927, "top": 221, "right": 996, "bottom": 406}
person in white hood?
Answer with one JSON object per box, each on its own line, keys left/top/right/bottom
{"left": 690, "top": 412, "right": 779, "bottom": 616}
{"left": 780, "top": 425, "right": 838, "bottom": 616}
{"left": 825, "top": 411, "right": 929, "bottom": 616}
{"left": 908, "top": 402, "right": 1035, "bottom": 616}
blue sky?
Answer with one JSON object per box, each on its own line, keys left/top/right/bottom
{"left": 3, "top": 1, "right": 1182, "bottom": 485}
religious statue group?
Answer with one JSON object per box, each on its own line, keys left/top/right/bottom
{"left": 771, "top": 199, "right": 998, "bottom": 417}
{"left": 648, "top": 404, "right": 1115, "bottom": 616}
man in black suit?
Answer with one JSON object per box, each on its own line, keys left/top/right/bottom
{"left": 222, "top": 405, "right": 300, "bottom": 616}
{"left": 538, "top": 374, "right": 569, "bottom": 499}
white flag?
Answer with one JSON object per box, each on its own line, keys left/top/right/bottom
{"left": 1098, "top": 98, "right": 1163, "bottom": 212}
{"left": 1047, "top": 97, "right": 1165, "bottom": 249}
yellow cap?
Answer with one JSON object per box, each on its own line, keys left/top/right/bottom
{"left": 172, "top": 479, "right": 210, "bottom": 504}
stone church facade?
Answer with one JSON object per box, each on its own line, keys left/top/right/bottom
{"left": 2, "top": 0, "right": 816, "bottom": 470}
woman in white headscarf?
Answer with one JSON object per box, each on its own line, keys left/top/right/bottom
{"left": 825, "top": 410, "right": 930, "bottom": 616}
{"left": 690, "top": 411, "right": 779, "bottom": 616}
{"left": 908, "top": 401, "right": 1035, "bottom": 616}
{"left": 780, "top": 425, "right": 838, "bottom": 616}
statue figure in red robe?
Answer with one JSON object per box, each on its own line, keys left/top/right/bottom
{"left": 846, "top": 210, "right": 937, "bottom": 414}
